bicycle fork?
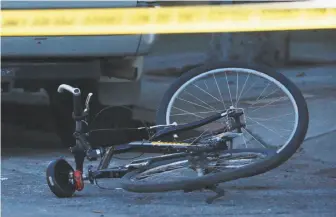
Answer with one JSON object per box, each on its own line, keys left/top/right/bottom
{"left": 57, "top": 84, "right": 94, "bottom": 191}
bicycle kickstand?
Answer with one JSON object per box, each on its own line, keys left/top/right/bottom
{"left": 183, "top": 184, "right": 225, "bottom": 204}
{"left": 205, "top": 184, "right": 225, "bottom": 204}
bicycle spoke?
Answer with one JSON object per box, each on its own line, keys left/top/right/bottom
{"left": 248, "top": 88, "right": 280, "bottom": 108}
{"left": 190, "top": 129, "right": 210, "bottom": 145}
{"left": 242, "top": 128, "right": 271, "bottom": 149}
{"left": 235, "top": 71, "right": 239, "bottom": 106}
{"left": 192, "top": 83, "right": 222, "bottom": 103}
{"left": 246, "top": 117, "right": 286, "bottom": 138}
{"left": 170, "top": 110, "right": 221, "bottom": 117}
{"left": 213, "top": 72, "right": 227, "bottom": 110}
{"left": 224, "top": 71, "right": 234, "bottom": 106}
{"left": 236, "top": 72, "right": 251, "bottom": 107}
{"left": 241, "top": 133, "right": 249, "bottom": 148}
{"left": 250, "top": 96, "right": 287, "bottom": 113}
{"left": 172, "top": 106, "right": 204, "bottom": 119}
{"left": 177, "top": 97, "right": 216, "bottom": 112}
{"left": 254, "top": 81, "right": 271, "bottom": 103}
{"left": 204, "top": 80, "right": 209, "bottom": 91}
{"left": 248, "top": 113, "right": 294, "bottom": 121}
{"left": 184, "top": 90, "right": 218, "bottom": 111}
{"left": 248, "top": 101, "right": 290, "bottom": 109}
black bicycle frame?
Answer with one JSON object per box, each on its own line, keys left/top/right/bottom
{"left": 57, "top": 84, "right": 244, "bottom": 182}
{"left": 85, "top": 109, "right": 245, "bottom": 182}
{"left": 84, "top": 109, "right": 237, "bottom": 155}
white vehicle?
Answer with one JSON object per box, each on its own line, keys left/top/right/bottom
{"left": 1, "top": 0, "right": 157, "bottom": 146}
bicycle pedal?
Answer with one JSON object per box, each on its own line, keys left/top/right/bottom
{"left": 86, "top": 148, "right": 104, "bottom": 161}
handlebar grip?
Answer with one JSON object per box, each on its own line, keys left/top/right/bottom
{"left": 57, "top": 84, "right": 82, "bottom": 117}
{"left": 73, "top": 94, "right": 83, "bottom": 117}
{"left": 57, "top": 84, "right": 81, "bottom": 96}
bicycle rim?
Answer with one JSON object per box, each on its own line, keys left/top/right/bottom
{"left": 164, "top": 67, "right": 299, "bottom": 154}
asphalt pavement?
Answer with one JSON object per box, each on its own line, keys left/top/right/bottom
{"left": 1, "top": 133, "right": 336, "bottom": 217}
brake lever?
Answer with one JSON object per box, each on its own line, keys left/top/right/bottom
{"left": 84, "top": 93, "right": 93, "bottom": 112}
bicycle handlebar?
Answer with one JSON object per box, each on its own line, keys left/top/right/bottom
{"left": 57, "top": 84, "right": 81, "bottom": 96}
{"left": 57, "top": 84, "right": 83, "bottom": 117}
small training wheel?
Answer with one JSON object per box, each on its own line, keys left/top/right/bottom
{"left": 46, "top": 158, "right": 76, "bottom": 198}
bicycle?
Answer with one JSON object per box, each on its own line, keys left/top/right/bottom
{"left": 46, "top": 61, "right": 309, "bottom": 203}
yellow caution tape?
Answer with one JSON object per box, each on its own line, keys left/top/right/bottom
{"left": 1, "top": 1, "right": 336, "bottom": 36}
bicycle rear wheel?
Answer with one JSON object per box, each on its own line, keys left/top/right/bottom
{"left": 121, "top": 61, "right": 309, "bottom": 193}
{"left": 122, "top": 148, "right": 275, "bottom": 193}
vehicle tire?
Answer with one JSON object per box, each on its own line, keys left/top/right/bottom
{"left": 121, "top": 61, "right": 309, "bottom": 193}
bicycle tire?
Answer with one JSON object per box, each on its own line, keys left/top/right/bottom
{"left": 121, "top": 148, "right": 274, "bottom": 193}
{"left": 121, "top": 61, "right": 309, "bottom": 193}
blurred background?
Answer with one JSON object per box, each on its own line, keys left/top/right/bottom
{"left": 1, "top": 0, "right": 336, "bottom": 149}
